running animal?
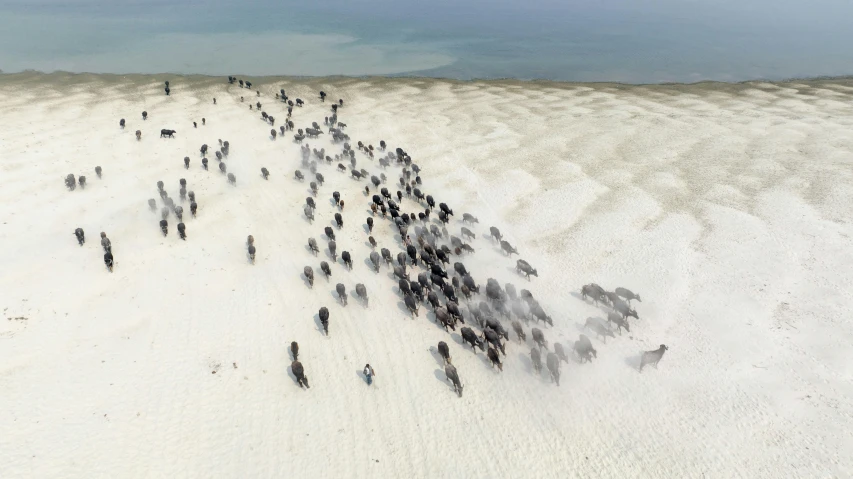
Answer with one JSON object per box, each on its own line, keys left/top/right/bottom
{"left": 639, "top": 345, "right": 668, "bottom": 372}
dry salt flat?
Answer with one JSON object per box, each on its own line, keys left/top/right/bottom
{"left": 1, "top": 72, "right": 852, "bottom": 478}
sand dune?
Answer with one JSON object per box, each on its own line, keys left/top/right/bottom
{"left": 1, "top": 72, "right": 851, "bottom": 478}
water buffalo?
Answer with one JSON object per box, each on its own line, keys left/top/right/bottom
{"left": 219, "top": 162, "right": 226, "bottom": 173}
{"left": 320, "top": 261, "right": 331, "bottom": 278}
{"left": 500, "top": 240, "right": 518, "bottom": 256}
{"left": 324, "top": 226, "right": 335, "bottom": 241}
{"left": 65, "top": 174, "right": 76, "bottom": 190}
{"left": 445, "top": 301, "right": 463, "bottom": 321}
{"left": 511, "top": 321, "right": 526, "bottom": 342}
{"left": 435, "top": 306, "right": 455, "bottom": 331}
{"left": 159, "top": 219, "right": 168, "bottom": 236}
{"left": 439, "top": 203, "right": 453, "bottom": 217}
{"left": 341, "top": 251, "right": 352, "bottom": 269}
{"left": 531, "top": 348, "right": 542, "bottom": 374}
{"left": 460, "top": 227, "right": 475, "bottom": 240}
{"left": 530, "top": 303, "right": 553, "bottom": 326}
{"left": 248, "top": 245, "right": 256, "bottom": 263}
{"left": 369, "top": 252, "right": 381, "bottom": 272}
{"left": 574, "top": 334, "right": 597, "bottom": 363}
{"left": 532, "top": 328, "right": 547, "bottom": 351}
{"left": 304, "top": 266, "right": 314, "bottom": 287}
{"left": 319, "top": 307, "right": 330, "bottom": 335}
{"left": 308, "top": 237, "right": 319, "bottom": 255}
{"left": 437, "top": 341, "right": 451, "bottom": 365}
{"left": 455, "top": 277, "right": 475, "bottom": 297}
{"left": 615, "top": 287, "right": 642, "bottom": 304}
{"left": 482, "top": 328, "right": 505, "bottom": 355}
{"left": 202, "top": 158, "right": 208, "bottom": 169}
{"left": 142, "top": 111, "right": 148, "bottom": 120}
{"left": 356, "top": 283, "right": 368, "bottom": 306}
{"left": 190, "top": 202, "right": 197, "bottom": 216}
{"left": 227, "top": 173, "right": 236, "bottom": 185}
{"left": 404, "top": 294, "right": 419, "bottom": 317}
{"left": 462, "top": 213, "right": 478, "bottom": 224}
{"left": 487, "top": 347, "right": 503, "bottom": 372}
{"left": 442, "top": 283, "right": 457, "bottom": 303}
{"left": 489, "top": 226, "right": 502, "bottom": 242}
{"left": 119, "top": 118, "right": 125, "bottom": 128}
{"left": 485, "top": 317, "right": 508, "bottom": 341}
{"left": 546, "top": 352, "right": 560, "bottom": 386}
{"left": 585, "top": 317, "right": 615, "bottom": 342}
{"left": 427, "top": 291, "right": 440, "bottom": 309}
{"left": 396, "top": 262, "right": 409, "bottom": 280}
{"left": 177, "top": 222, "right": 186, "bottom": 240}
{"left": 291, "top": 361, "right": 310, "bottom": 388}
{"left": 607, "top": 311, "right": 630, "bottom": 334}
{"left": 614, "top": 300, "right": 639, "bottom": 321}
{"left": 445, "top": 364, "right": 463, "bottom": 397}
{"left": 516, "top": 259, "right": 538, "bottom": 279}
{"left": 261, "top": 167, "right": 269, "bottom": 179}
{"left": 136, "top": 130, "right": 142, "bottom": 140}
{"left": 74, "top": 228, "right": 85, "bottom": 245}
{"left": 95, "top": 166, "right": 102, "bottom": 178}
{"left": 160, "top": 129, "right": 176, "bottom": 138}
{"left": 334, "top": 213, "right": 343, "bottom": 228}
{"left": 398, "top": 279, "right": 412, "bottom": 297}
{"left": 461, "top": 327, "right": 485, "bottom": 353}
{"left": 175, "top": 206, "right": 183, "bottom": 221}
{"left": 366, "top": 217, "right": 374, "bottom": 232}
{"left": 335, "top": 283, "right": 347, "bottom": 305}
{"left": 104, "top": 251, "right": 114, "bottom": 272}
{"left": 581, "top": 283, "right": 607, "bottom": 305}
{"left": 640, "top": 345, "right": 668, "bottom": 372}
{"left": 291, "top": 341, "right": 299, "bottom": 361}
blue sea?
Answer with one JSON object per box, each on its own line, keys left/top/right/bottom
{"left": 1, "top": 0, "right": 851, "bottom": 83}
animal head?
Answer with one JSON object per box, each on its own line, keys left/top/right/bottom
{"left": 660, "top": 344, "right": 668, "bottom": 351}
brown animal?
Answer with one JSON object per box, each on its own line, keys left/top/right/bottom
{"left": 639, "top": 345, "right": 668, "bottom": 372}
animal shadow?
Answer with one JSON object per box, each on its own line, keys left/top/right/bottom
{"left": 625, "top": 353, "right": 643, "bottom": 371}
{"left": 569, "top": 291, "right": 585, "bottom": 302}
{"left": 428, "top": 346, "right": 446, "bottom": 367}
{"left": 313, "top": 313, "right": 325, "bottom": 335}
{"left": 433, "top": 368, "right": 450, "bottom": 388}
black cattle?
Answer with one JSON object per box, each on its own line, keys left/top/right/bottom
{"left": 445, "top": 364, "right": 463, "bottom": 397}
{"left": 437, "top": 341, "right": 451, "bottom": 365}
{"left": 404, "top": 294, "right": 419, "bottom": 317}
{"left": 73, "top": 228, "right": 85, "bottom": 245}
{"left": 461, "top": 327, "right": 485, "bottom": 353}
{"left": 530, "top": 348, "right": 542, "bottom": 374}
{"left": 291, "top": 361, "right": 310, "bottom": 388}
{"left": 104, "top": 251, "right": 114, "bottom": 272}
{"left": 546, "top": 352, "right": 560, "bottom": 386}
{"left": 160, "top": 129, "right": 176, "bottom": 138}
{"left": 319, "top": 307, "right": 330, "bottom": 335}
{"left": 320, "top": 261, "right": 331, "bottom": 278}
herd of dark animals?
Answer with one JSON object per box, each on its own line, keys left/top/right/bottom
{"left": 70, "top": 76, "right": 668, "bottom": 396}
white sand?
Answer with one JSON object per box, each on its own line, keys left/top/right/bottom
{"left": 1, "top": 73, "right": 851, "bottom": 478}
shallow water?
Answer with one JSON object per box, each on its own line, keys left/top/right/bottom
{"left": 2, "top": 0, "right": 852, "bottom": 83}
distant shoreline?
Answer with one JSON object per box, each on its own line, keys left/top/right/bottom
{"left": 2, "top": 69, "right": 853, "bottom": 89}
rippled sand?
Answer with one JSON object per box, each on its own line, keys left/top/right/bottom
{"left": 1, "top": 72, "right": 851, "bottom": 478}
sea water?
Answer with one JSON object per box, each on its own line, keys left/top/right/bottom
{"left": 0, "top": 0, "right": 851, "bottom": 83}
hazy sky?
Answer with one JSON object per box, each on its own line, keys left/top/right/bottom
{"left": 1, "top": 0, "right": 851, "bottom": 82}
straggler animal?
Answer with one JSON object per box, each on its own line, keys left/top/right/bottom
{"left": 639, "top": 345, "right": 668, "bottom": 372}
